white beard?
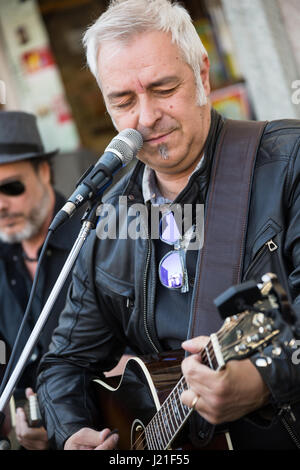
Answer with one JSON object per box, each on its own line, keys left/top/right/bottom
{"left": 0, "top": 189, "right": 51, "bottom": 244}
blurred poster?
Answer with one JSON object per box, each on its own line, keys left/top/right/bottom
{"left": 21, "top": 47, "right": 55, "bottom": 73}
{"left": 0, "top": 0, "right": 80, "bottom": 152}
{"left": 211, "top": 83, "right": 253, "bottom": 120}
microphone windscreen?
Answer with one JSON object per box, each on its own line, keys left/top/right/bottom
{"left": 105, "top": 129, "right": 143, "bottom": 165}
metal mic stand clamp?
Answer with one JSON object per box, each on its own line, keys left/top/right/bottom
{"left": 0, "top": 199, "right": 101, "bottom": 440}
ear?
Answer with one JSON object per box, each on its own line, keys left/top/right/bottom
{"left": 200, "top": 55, "right": 211, "bottom": 97}
{"left": 38, "top": 161, "right": 51, "bottom": 185}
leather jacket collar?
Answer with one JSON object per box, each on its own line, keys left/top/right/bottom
{"left": 116, "top": 108, "right": 225, "bottom": 208}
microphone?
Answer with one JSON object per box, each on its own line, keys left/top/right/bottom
{"left": 49, "top": 129, "right": 143, "bottom": 231}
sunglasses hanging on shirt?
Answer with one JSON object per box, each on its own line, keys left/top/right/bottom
{"left": 158, "top": 210, "right": 196, "bottom": 293}
{"left": 0, "top": 180, "right": 26, "bottom": 196}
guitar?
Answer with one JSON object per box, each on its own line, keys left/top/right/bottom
{"left": 24, "top": 394, "right": 42, "bottom": 428}
{"left": 93, "top": 274, "right": 288, "bottom": 450}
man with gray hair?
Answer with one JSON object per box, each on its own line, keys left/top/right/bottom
{"left": 0, "top": 111, "right": 82, "bottom": 449}
{"left": 37, "top": 0, "right": 300, "bottom": 450}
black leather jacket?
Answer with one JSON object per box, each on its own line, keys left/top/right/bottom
{"left": 37, "top": 111, "right": 300, "bottom": 449}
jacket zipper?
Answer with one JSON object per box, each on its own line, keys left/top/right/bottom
{"left": 143, "top": 236, "right": 159, "bottom": 353}
{"left": 266, "top": 239, "right": 278, "bottom": 252}
{"left": 244, "top": 238, "right": 278, "bottom": 279}
{"left": 279, "top": 404, "right": 300, "bottom": 449}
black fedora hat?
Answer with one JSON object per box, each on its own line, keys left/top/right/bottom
{"left": 0, "top": 111, "right": 58, "bottom": 164}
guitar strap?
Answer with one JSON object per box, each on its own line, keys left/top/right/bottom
{"left": 189, "top": 118, "right": 268, "bottom": 339}
{"left": 187, "top": 118, "right": 268, "bottom": 449}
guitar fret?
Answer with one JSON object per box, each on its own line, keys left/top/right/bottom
{"left": 200, "top": 339, "right": 220, "bottom": 371}
{"left": 205, "top": 346, "right": 214, "bottom": 369}
{"left": 168, "top": 392, "right": 185, "bottom": 443}
{"left": 178, "top": 378, "right": 190, "bottom": 418}
{"left": 164, "top": 407, "right": 177, "bottom": 448}
{"left": 171, "top": 380, "right": 190, "bottom": 429}
{"left": 163, "top": 399, "right": 176, "bottom": 439}
{"left": 168, "top": 392, "right": 181, "bottom": 438}
{"left": 154, "top": 413, "right": 166, "bottom": 450}
{"left": 149, "top": 418, "right": 161, "bottom": 450}
{"left": 153, "top": 417, "right": 163, "bottom": 450}
{"left": 166, "top": 396, "right": 177, "bottom": 434}
{"left": 152, "top": 415, "right": 161, "bottom": 450}
{"left": 169, "top": 390, "right": 181, "bottom": 430}
{"left": 176, "top": 391, "right": 188, "bottom": 421}
{"left": 158, "top": 410, "right": 169, "bottom": 449}
{"left": 172, "top": 400, "right": 182, "bottom": 428}
{"left": 145, "top": 421, "right": 155, "bottom": 450}
{"left": 161, "top": 404, "right": 172, "bottom": 446}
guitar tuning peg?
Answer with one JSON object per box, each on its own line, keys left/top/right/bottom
{"left": 255, "top": 347, "right": 272, "bottom": 367}
{"left": 255, "top": 356, "right": 272, "bottom": 367}
{"left": 271, "top": 342, "right": 282, "bottom": 357}
{"left": 261, "top": 273, "right": 277, "bottom": 283}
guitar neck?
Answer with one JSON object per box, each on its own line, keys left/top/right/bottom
{"left": 93, "top": 286, "right": 280, "bottom": 450}
{"left": 143, "top": 336, "right": 220, "bottom": 450}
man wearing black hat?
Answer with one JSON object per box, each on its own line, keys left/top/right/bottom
{"left": 0, "top": 111, "right": 82, "bottom": 449}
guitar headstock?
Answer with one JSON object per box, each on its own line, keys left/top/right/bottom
{"left": 213, "top": 273, "right": 289, "bottom": 364}
{"left": 218, "top": 310, "right": 279, "bottom": 363}
{"left": 24, "top": 394, "right": 42, "bottom": 428}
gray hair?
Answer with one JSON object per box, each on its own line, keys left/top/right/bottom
{"left": 82, "top": 0, "right": 208, "bottom": 105}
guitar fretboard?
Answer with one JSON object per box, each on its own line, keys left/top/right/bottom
{"left": 128, "top": 304, "right": 278, "bottom": 450}
{"left": 142, "top": 340, "right": 218, "bottom": 450}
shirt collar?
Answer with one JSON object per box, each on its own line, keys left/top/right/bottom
{"left": 142, "top": 155, "right": 205, "bottom": 205}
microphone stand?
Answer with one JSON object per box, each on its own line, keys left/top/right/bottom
{"left": 0, "top": 202, "right": 99, "bottom": 438}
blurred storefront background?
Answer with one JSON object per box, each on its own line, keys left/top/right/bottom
{"left": 0, "top": 0, "right": 300, "bottom": 194}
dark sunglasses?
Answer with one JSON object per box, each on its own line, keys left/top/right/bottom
{"left": 158, "top": 211, "right": 195, "bottom": 293}
{"left": 0, "top": 180, "right": 26, "bottom": 196}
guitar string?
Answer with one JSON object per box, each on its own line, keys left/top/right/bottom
{"left": 130, "top": 315, "right": 251, "bottom": 449}
{"left": 131, "top": 345, "right": 218, "bottom": 450}
{"left": 131, "top": 375, "right": 187, "bottom": 450}
{"left": 131, "top": 378, "right": 188, "bottom": 450}
{"left": 162, "top": 383, "right": 185, "bottom": 447}
{"left": 130, "top": 320, "right": 243, "bottom": 449}
{"left": 195, "top": 315, "right": 246, "bottom": 360}
{"left": 196, "top": 313, "right": 248, "bottom": 359}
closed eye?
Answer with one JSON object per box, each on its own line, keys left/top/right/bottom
{"left": 154, "top": 86, "right": 178, "bottom": 95}
{"left": 111, "top": 98, "right": 134, "bottom": 110}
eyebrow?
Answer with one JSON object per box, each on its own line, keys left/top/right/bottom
{"left": 107, "top": 75, "right": 180, "bottom": 100}
{"left": 0, "top": 175, "right": 22, "bottom": 186}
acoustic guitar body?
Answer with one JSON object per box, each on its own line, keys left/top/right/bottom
{"left": 93, "top": 350, "right": 230, "bottom": 450}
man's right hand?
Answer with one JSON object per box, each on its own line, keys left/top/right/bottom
{"left": 64, "top": 427, "right": 119, "bottom": 450}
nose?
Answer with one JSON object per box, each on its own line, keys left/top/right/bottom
{"left": 138, "top": 95, "right": 162, "bottom": 130}
{"left": 0, "top": 195, "right": 10, "bottom": 212}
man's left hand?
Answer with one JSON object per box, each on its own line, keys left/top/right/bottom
{"left": 15, "top": 388, "right": 49, "bottom": 450}
{"left": 180, "top": 336, "right": 270, "bottom": 425}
